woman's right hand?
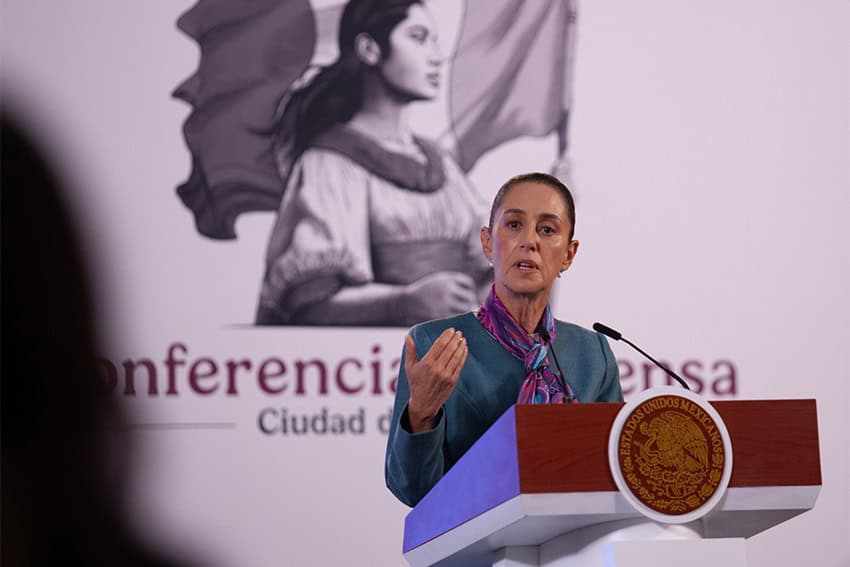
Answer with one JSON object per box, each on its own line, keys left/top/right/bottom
{"left": 404, "top": 328, "right": 468, "bottom": 432}
{"left": 402, "top": 271, "right": 477, "bottom": 323}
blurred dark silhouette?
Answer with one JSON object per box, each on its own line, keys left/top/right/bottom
{"left": 1, "top": 113, "right": 189, "bottom": 567}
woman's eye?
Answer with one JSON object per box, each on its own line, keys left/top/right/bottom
{"left": 408, "top": 29, "right": 428, "bottom": 43}
{"left": 540, "top": 226, "right": 555, "bottom": 235}
{"left": 507, "top": 220, "right": 520, "bottom": 229}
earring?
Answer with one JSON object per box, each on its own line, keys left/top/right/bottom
{"left": 488, "top": 258, "right": 494, "bottom": 268}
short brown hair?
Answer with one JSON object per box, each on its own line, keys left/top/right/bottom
{"left": 488, "top": 172, "right": 576, "bottom": 240}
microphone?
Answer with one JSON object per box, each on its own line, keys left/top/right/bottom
{"left": 539, "top": 329, "right": 577, "bottom": 402}
{"left": 592, "top": 322, "right": 691, "bottom": 390}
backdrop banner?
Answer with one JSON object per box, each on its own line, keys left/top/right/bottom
{"left": 2, "top": 1, "right": 848, "bottom": 566}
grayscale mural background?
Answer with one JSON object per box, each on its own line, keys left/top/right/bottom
{"left": 2, "top": 0, "right": 848, "bottom": 565}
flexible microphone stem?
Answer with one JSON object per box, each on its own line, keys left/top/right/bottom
{"left": 593, "top": 322, "right": 691, "bottom": 390}
{"left": 539, "top": 329, "right": 577, "bottom": 402}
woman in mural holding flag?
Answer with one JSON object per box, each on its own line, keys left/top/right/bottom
{"left": 176, "top": 0, "right": 580, "bottom": 326}
{"left": 254, "top": 0, "right": 492, "bottom": 326}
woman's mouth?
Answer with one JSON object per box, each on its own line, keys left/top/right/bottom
{"left": 516, "top": 261, "right": 539, "bottom": 271}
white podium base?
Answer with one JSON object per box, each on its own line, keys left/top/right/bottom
{"left": 602, "top": 538, "right": 746, "bottom": 567}
{"left": 493, "top": 519, "right": 748, "bottom": 567}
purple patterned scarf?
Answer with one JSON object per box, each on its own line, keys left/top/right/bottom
{"left": 477, "top": 286, "right": 577, "bottom": 404}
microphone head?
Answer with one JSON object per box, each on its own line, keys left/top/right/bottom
{"left": 539, "top": 329, "right": 552, "bottom": 343}
{"left": 593, "top": 322, "right": 622, "bottom": 341}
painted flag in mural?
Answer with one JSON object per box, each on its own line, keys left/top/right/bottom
{"left": 173, "top": 0, "right": 315, "bottom": 239}
{"left": 449, "top": 0, "right": 578, "bottom": 173}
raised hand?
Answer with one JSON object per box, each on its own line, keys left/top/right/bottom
{"left": 404, "top": 327, "right": 468, "bottom": 432}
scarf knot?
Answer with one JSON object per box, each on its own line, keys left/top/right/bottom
{"left": 477, "top": 286, "right": 577, "bottom": 405}
{"left": 524, "top": 343, "right": 549, "bottom": 373}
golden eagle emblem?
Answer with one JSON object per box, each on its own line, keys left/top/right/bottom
{"left": 640, "top": 411, "right": 709, "bottom": 474}
{"left": 617, "top": 395, "right": 726, "bottom": 515}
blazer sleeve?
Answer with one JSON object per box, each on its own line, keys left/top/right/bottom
{"left": 384, "top": 325, "right": 449, "bottom": 507}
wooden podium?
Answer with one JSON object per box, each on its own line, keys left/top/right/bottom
{"left": 402, "top": 400, "right": 821, "bottom": 567}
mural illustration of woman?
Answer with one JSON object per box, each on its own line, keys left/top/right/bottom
{"left": 175, "top": 0, "right": 579, "bottom": 326}
{"left": 256, "top": 0, "right": 491, "bottom": 326}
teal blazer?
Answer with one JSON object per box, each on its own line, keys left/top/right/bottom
{"left": 385, "top": 312, "right": 623, "bottom": 507}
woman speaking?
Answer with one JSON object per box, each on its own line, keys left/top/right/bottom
{"left": 385, "top": 172, "right": 624, "bottom": 507}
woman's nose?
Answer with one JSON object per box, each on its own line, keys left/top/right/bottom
{"left": 520, "top": 229, "right": 539, "bottom": 251}
{"left": 429, "top": 40, "right": 446, "bottom": 66}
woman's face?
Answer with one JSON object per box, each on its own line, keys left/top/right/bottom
{"left": 481, "top": 182, "right": 579, "bottom": 301}
{"left": 378, "top": 4, "right": 444, "bottom": 101}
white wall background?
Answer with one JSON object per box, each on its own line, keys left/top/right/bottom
{"left": 2, "top": 1, "right": 848, "bottom": 565}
